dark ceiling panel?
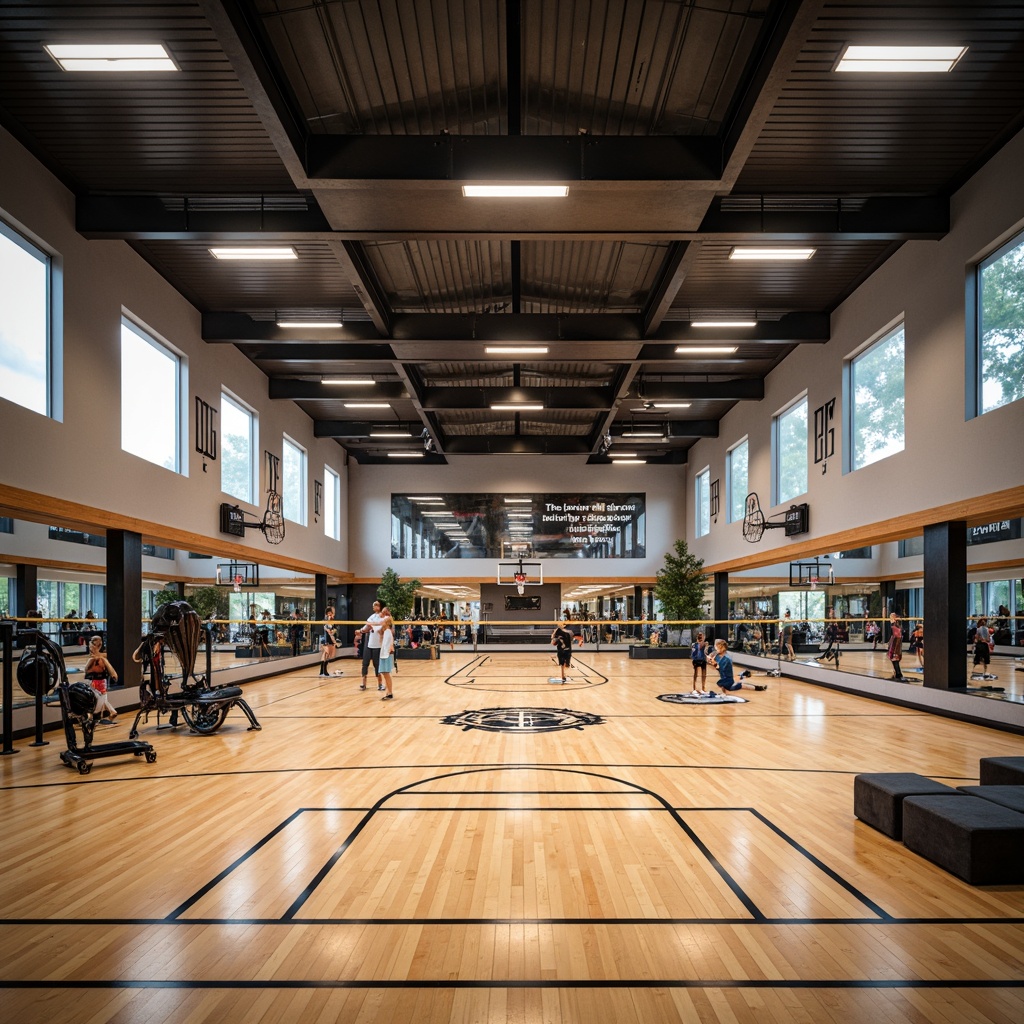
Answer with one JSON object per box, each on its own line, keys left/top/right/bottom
{"left": 0, "top": 1, "right": 293, "bottom": 192}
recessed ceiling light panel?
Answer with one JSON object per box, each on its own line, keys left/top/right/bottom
{"left": 463, "top": 185, "right": 569, "bottom": 198}
{"left": 674, "top": 346, "right": 738, "bottom": 355}
{"left": 835, "top": 45, "right": 967, "bottom": 73}
{"left": 729, "top": 247, "right": 815, "bottom": 261}
{"left": 44, "top": 43, "right": 178, "bottom": 72}
{"left": 690, "top": 320, "right": 757, "bottom": 328}
{"left": 485, "top": 346, "right": 550, "bottom": 354}
{"left": 209, "top": 247, "right": 297, "bottom": 260}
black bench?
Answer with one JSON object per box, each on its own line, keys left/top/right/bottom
{"left": 957, "top": 785, "right": 1024, "bottom": 813}
{"left": 979, "top": 756, "right": 1024, "bottom": 786}
{"left": 853, "top": 772, "right": 960, "bottom": 839}
{"left": 902, "top": 794, "right": 1024, "bottom": 885}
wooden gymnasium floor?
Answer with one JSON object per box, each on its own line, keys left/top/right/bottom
{"left": 2, "top": 651, "right": 1024, "bottom": 1024}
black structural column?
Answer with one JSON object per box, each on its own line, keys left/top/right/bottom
{"left": 923, "top": 521, "right": 967, "bottom": 690}
{"left": 315, "top": 573, "right": 327, "bottom": 621}
{"left": 712, "top": 571, "right": 730, "bottom": 643}
{"left": 879, "top": 580, "right": 896, "bottom": 639}
{"left": 15, "top": 563, "right": 38, "bottom": 619}
{"left": 107, "top": 529, "right": 143, "bottom": 690}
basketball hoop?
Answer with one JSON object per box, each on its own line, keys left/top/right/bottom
{"left": 513, "top": 572, "right": 527, "bottom": 596}
{"left": 233, "top": 575, "right": 243, "bottom": 593}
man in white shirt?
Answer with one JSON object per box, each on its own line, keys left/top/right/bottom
{"left": 359, "top": 600, "right": 384, "bottom": 691}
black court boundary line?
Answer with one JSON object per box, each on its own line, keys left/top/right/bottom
{"left": 0, "top": 760, "right": 981, "bottom": 794}
{"left": 161, "top": 766, "right": 893, "bottom": 924}
{"left": 2, "top": 979, "right": 1023, "bottom": 991}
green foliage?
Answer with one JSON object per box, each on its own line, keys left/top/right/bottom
{"left": 186, "top": 585, "right": 229, "bottom": 619}
{"left": 654, "top": 539, "right": 707, "bottom": 623}
{"left": 980, "top": 240, "right": 1024, "bottom": 412}
{"left": 852, "top": 326, "right": 905, "bottom": 468}
{"left": 376, "top": 567, "right": 421, "bottom": 623}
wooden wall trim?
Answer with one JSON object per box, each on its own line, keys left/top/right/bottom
{"left": 703, "top": 486, "right": 1024, "bottom": 575}
{"left": 0, "top": 483, "right": 353, "bottom": 581}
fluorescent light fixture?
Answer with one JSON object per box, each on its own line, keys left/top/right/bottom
{"left": 370, "top": 431, "right": 413, "bottom": 438}
{"left": 322, "top": 377, "right": 375, "bottom": 385}
{"left": 651, "top": 402, "right": 692, "bottom": 409}
{"left": 387, "top": 452, "right": 424, "bottom": 458}
{"left": 690, "top": 320, "right": 757, "bottom": 328}
{"left": 44, "top": 43, "right": 178, "bottom": 72}
{"left": 490, "top": 403, "right": 544, "bottom": 411}
{"left": 209, "top": 247, "right": 297, "bottom": 260}
{"left": 463, "top": 185, "right": 568, "bottom": 198}
{"left": 507, "top": 512, "right": 533, "bottom": 518}
{"left": 674, "top": 346, "right": 738, "bottom": 355}
{"left": 485, "top": 346, "right": 550, "bottom": 355}
{"left": 606, "top": 452, "right": 637, "bottom": 458}
{"left": 278, "top": 321, "right": 343, "bottom": 329}
{"left": 835, "top": 45, "right": 967, "bottom": 73}
{"left": 729, "top": 247, "right": 815, "bottom": 261}
{"left": 410, "top": 497, "right": 444, "bottom": 502}
{"left": 504, "top": 498, "right": 532, "bottom": 503}
{"left": 612, "top": 458, "right": 647, "bottom": 464}
{"left": 621, "top": 431, "right": 666, "bottom": 439}
{"left": 344, "top": 402, "right": 390, "bottom": 409}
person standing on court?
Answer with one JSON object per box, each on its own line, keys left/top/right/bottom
{"left": 378, "top": 614, "right": 396, "bottom": 700}
{"left": 358, "top": 599, "right": 384, "bottom": 691}
{"left": 318, "top": 607, "right": 339, "bottom": 677}
{"left": 887, "top": 611, "right": 905, "bottom": 681}
{"left": 550, "top": 615, "right": 578, "bottom": 683}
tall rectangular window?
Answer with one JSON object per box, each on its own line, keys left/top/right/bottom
{"left": 850, "top": 324, "right": 905, "bottom": 469}
{"left": 978, "top": 229, "right": 1024, "bottom": 414}
{"left": 695, "top": 467, "right": 711, "bottom": 537}
{"left": 774, "top": 395, "right": 808, "bottom": 505}
{"left": 221, "top": 391, "right": 255, "bottom": 504}
{"left": 727, "top": 438, "right": 748, "bottom": 523}
{"left": 121, "top": 318, "right": 181, "bottom": 472}
{"left": 325, "top": 465, "right": 341, "bottom": 540}
{"left": 282, "top": 435, "right": 307, "bottom": 525}
{"left": 0, "top": 219, "right": 50, "bottom": 415}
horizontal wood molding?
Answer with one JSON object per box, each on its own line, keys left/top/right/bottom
{"left": 0, "top": 483, "right": 353, "bottom": 582}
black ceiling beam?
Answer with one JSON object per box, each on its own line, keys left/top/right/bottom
{"left": 611, "top": 421, "right": 720, "bottom": 439}
{"left": 441, "top": 436, "right": 593, "bottom": 456}
{"left": 636, "top": 379, "right": 765, "bottom": 402}
{"left": 268, "top": 380, "right": 408, "bottom": 400}
{"left": 312, "top": 421, "right": 386, "bottom": 438}
{"left": 699, "top": 195, "right": 949, "bottom": 240}
{"left": 305, "top": 135, "right": 724, "bottom": 183}
{"left": 327, "top": 240, "right": 393, "bottom": 335}
{"left": 206, "top": 310, "right": 827, "bottom": 347}
{"left": 419, "top": 386, "right": 615, "bottom": 411}
{"left": 79, "top": 193, "right": 946, "bottom": 243}
{"left": 203, "top": 312, "right": 384, "bottom": 344}
{"left": 243, "top": 343, "right": 396, "bottom": 362}
{"left": 76, "top": 195, "right": 332, "bottom": 240}
{"left": 589, "top": 362, "right": 643, "bottom": 456}
{"left": 642, "top": 241, "right": 699, "bottom": 336}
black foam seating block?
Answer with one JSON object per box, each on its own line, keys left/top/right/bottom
{"left": 902, "top": 794, "right": 1024, "bottom": 885}
{"left": 853, "top": 773, "right": 959, "bottom": 839}
{"left": 957, "top": 785, "right": 1024, "bottom": 813}
{"left": 979, "top": 757, "right": 1024, "bottom": 786}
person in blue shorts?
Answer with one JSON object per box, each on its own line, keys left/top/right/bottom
{"left": 689, "top": 631, "right": 712, "bottom": 696}
{"left": 709, "top": 639, "right": 768, "bottom": 692}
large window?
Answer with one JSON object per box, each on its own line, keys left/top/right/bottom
{"left": 121, "top": 318, "right": 181, "bottom": 472}
{"left": 0, "top": 219, "right": 51, "bottom": 416}
{"left": 978, "top": 229, "right": 1024, "bottom": 414}
{"left": 727, "top": 438, "right": 748, "bottom": 523}
{"left": 282, "top": 435, "right": 307, "bottom": 525}
{"left": 221, "top": 391, "right": 256, "bottom": 504}
{"left": 695, "top": 467, "right": 710, "bottom": 537}
{"left": 849, "top": 324, "right": 905, "bottom": 470}
{"left": 774, "top": 396, "right": 808, "bottom": 505}
{"left": 325, "top": 465, "right": 341, "bottom": 540}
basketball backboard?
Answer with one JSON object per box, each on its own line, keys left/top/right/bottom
{"left": 497, "top": 560, "right": 544, "bottom": 595}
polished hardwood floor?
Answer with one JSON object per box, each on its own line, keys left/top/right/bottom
{"left": 2, "top": 651, "right": 1024, "bottom": 1023}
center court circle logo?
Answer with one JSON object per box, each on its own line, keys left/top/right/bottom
{"left": 440, "top": 706, "right": 604, "bottom": 733}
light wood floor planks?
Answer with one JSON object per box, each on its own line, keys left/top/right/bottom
{"left": 2, "top": 650, "right": 1024, "bottom": 1023}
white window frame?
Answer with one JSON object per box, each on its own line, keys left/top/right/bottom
{"left": 120, "top": 315, "right": 183, "bottom": 473}
{"left": 727, "top": 437, "right": 749, "bottom": 523}
{"left": 0, "top": 216, "right": 59, "bottom": 419}
{"left": 220, "top": 389, "right": 257, "bottom": 505}
{"left": 845, "top": 321, "right": 905, "bottom": 472}
{"left": 695, "top": 466, "right": 711, "bottom": 538}
{"left": 282, "top": 434, "right": 308, "bottom": 526}
{"left": 773, "top": 394, "right": 808, "bottom": 506}
{"left": 324, "top": 465, "right": 341, "bottom": 540}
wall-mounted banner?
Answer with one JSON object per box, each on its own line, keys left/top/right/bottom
{"left": 391, "top": 493, "right": 646, "bottom": 559}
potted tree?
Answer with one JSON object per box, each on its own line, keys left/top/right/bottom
{"left": 376, "top": 568, "right": 425, "bottom": 658}
{"left": 633, "top": 539, "right": 707, "bottom": 659}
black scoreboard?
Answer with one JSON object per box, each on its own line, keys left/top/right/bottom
{"left": 220, "top": 503, "right": 246, "bottom": 538}
{"left": 784, "top": 503, "right": 810, "bottom": 537}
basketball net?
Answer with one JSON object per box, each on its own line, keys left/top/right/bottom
{"left": 514, "top": 572, "right": 526, "bottom": 596}
{"left": 233, "top": 575, "right": 243, "bottom": 593}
